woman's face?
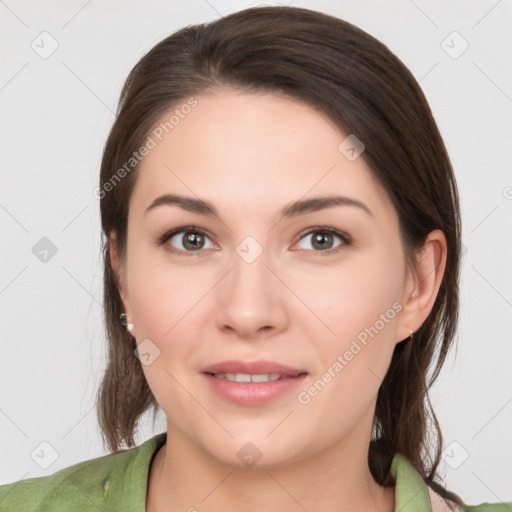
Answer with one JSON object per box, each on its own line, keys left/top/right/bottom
{"left": 115, "top": 89, "right": 418, "bottom": 468}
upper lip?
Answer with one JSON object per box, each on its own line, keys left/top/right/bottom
{"left": 202, "top": 360, "right": 307, "bottom": 377}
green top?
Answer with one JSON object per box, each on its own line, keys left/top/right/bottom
{"left": 0, "top": 432, "right": 509, "bottom": 511}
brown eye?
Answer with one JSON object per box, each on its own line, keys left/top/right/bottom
{"left": 180, "top": 231, "right": 206, "bottom": 250}
{"left": 296, "top": 228, "right": 351, "bottom": 254}
{"left": 158, "top": 227, "right": 216, "bottom": 257}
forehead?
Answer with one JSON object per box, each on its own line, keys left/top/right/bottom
{"left": 130, "top": 90, "right": 395, "bottom": 222}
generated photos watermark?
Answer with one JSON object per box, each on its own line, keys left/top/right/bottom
{"left": 93, "top": 97, "right": 198, "bottom": 200}
{"left": 297, "top": 301, "right": 403, "bottom": 405}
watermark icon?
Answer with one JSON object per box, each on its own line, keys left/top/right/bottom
{"left": 338, "top": 134, "right": 365, "bottom": 161}
{"left": 441, "top": 31, "right": 469, "bottom": 60}
{"left": 503, "top": 186, "right": 512, "bottom": 200}
{"left": 31, "top": 31, "right": 59, "bottom": 59}
{"left": 134, "top": 338, "right": 161, "bottom": 366}
{"left": 31, "top": 441, "right": 59, "bottom": 469}
{"left": 32, "top": 237, "right": 58, "bottom": 263}
{"left": 93, "top": 97, "right": 198, "bottom": 200}
{"left": 237, "top": 442, "right": 263, "bottom": 468}
{"left": 236, "top": 236, "right": 264, "bottom": 264}
{"left": 297, "top": 301, "right": 403, "bottom": 405}
{"left": 442, "top": 441, "right": 469, "bottom": 469}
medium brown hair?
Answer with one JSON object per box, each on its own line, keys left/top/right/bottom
{"left": 97, "top": 5, "right": 462, "bottom": 505}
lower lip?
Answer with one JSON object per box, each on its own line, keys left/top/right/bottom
{"left": 203, "top": 373, "right": 308, "bottom": 406}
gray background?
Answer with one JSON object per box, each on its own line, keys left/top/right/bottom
{"left": 1, "top": 0, "right": 511, "bottom": 504}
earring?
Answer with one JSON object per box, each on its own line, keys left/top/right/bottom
{"left": 120, "top": 313, "right": 134, "bottom": 335}
{"left": 409, "top": 328, "right": 414, "bottom": 341}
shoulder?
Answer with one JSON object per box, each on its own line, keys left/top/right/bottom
{"left": 0, "top": 448, "right": 132, "bottom": 512}
{"left": 426, "top": 485, "right": 512, "bottom": 512}
{"left": 463, "top": 501, "right": 512, "bottom": 512}
{"left": 389, "top": 452, "right": 512, "bottom": 512}
{"left": 0, "top": 433, "right": 166, "bottom": 512}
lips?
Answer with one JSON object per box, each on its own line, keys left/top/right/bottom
{"left": 202, "top": 361, "right": 309, "bottom": 405}
{"left": 202, "top": 359, "right": 307, "bottom": 377}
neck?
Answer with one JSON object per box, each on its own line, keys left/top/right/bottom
{"left": 147, "top": 414, "right": 395, "bottom": 512}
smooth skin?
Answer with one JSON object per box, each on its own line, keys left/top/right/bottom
{"left": 109, "top": 88, "right": 447, "bottom": 512}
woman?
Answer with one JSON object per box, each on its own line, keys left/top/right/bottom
{"left": 0, "top": 5, "right": 509, "bottom": 512}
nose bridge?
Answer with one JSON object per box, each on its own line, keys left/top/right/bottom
{"left": 229, "top": 234, "right": 272, "bottom": 304}
{"left": 216, "top": 233, "right": 285, "bottom": 336}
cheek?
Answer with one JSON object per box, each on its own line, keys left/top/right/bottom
{"left": 127, "top": 248, "right": 209, "bottom": 340}
{"left": 290, "top": 249, "right": 403, "bottom": 411}
{"left": 293, "top": 250, "right": 404, "bottom": 344}
{"left": 293, "top": 262, "right": 402, "bottom": 433}
{"left": 126, "top": 250, "right": 216, "bottom": 391}
{"left": 127, "top": 254, "right": 209, "bottom": 413}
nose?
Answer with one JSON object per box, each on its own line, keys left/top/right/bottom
{"left": 215, "top": 244, "right": 288, "bottom": 340}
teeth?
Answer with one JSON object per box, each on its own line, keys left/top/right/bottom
{"left": 213, "top": 373, "right": 284, "bottom": 383}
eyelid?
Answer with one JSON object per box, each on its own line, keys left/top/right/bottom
{"left": 295, "top": 226, "right": 352, "bottom": 244}
{"left": 157, "top": 225, "right": 352, "bottom": 256}
{"left": 156, "top": 225, "right": 216, "bottom": 256}
{"left": 292, "top": 226, "right": 352, "bottom": 255}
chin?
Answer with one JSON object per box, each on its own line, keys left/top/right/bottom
{"left": 204, "top": 435, "right": 305, "bottom": 470}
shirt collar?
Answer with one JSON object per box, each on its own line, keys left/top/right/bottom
{"left": 117, "top": 433, "right": 434, "bottom": 512}
{"left": 389, "top": 452, "right": 433, "bottom": 511}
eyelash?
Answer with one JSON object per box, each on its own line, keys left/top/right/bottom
{"left": 156, "top": 225, "right": 352, "bottom": 258}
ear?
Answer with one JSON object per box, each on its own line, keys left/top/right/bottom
{"left": 109, "top": 231, "right": 132, "bottom": 320}
{"left": 395, "top": 229, "right": 447, "bottom": 343}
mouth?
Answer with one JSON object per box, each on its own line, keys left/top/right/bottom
{"left": 201, "top": 360, "right": 309, "bottom": 405}
{"left": 204, "top": 372, "right": 307, "bottom": 383}
{"left": 201, "top": 359, "right": 307, "bottom": 377}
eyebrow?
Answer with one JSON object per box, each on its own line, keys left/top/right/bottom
{"left": 144, "top": 193, "right": 372, "bottom": 220}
